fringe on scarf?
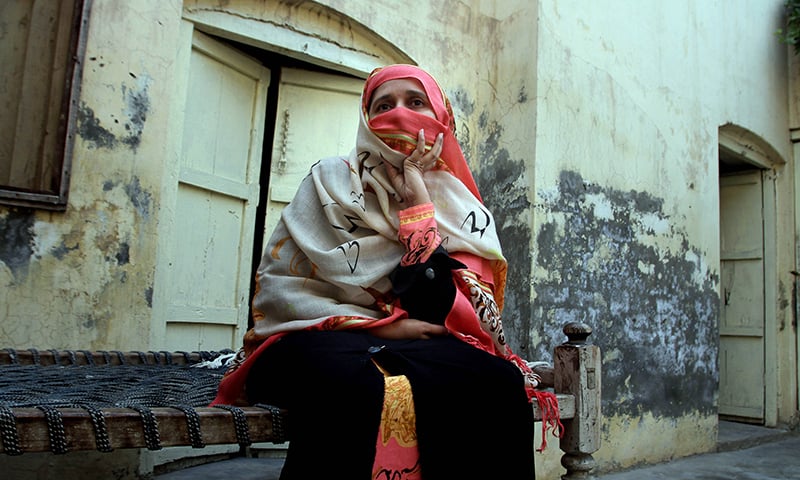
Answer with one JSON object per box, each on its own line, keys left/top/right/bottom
{"left": 191, "top": 352, "right": 237, "bottom": 369}
{"left": 529, "top": 387, "right": 564, "bottom": 452}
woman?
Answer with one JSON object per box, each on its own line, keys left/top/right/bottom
{"left": 212, "top": 64, "right": 555, "bottom": 479}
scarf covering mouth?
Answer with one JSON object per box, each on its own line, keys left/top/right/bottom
{"left": 359, "top": 64, "right": 482, "bottom": 201}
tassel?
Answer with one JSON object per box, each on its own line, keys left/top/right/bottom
{"left": 530, "top": 388, "right": 564, "bottom": 452}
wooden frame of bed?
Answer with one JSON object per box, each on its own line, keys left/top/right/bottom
{"left": 0, "top": 322, "right": 601, "bottom": 479}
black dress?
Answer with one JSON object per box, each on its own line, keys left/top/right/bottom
{"left": 245, "top": 250, "right": 536, "bottom": 480}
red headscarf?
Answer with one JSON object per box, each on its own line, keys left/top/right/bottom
{"left": 362, "top": 65, "right": 483, "bottom": 201}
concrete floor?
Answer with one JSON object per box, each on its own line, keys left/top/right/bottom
{"left": 155, "top": 421, "right": 799, "bottom": 480}
{"left": 595, "top": 421, "right": 799, "bottom": 480}
{"left": 155, "top": 456, "right": 284, "bottom": 480}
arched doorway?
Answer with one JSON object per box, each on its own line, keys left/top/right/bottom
{"left": 718, "top": 124, "right": 783, "bottom": 425}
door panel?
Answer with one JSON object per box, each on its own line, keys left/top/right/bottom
{"left": 263, "top": 68, "right": 362, "bottom": 245}
{"left": 164, "top": 31, "right": 270, "bottom": 350}
{"left": 719, "top": 171, "right": 765, "bottom": 420}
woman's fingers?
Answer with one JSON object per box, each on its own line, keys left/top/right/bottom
{"left": 408, "top": 130, "right": 443, "bottom": 171}
{"left": 429, "top": 132, "right": 444, "bottom": 160}
{"left": 416, "top": 129, "right": 426, "bottom": 153}
{"left": 380, "top": 129, "right": 444, "bottom": 205}
{"left": 403, "top": 129, "right": 426, "bottom": 169}
{"left": 384, "top": 161, "right": 399, "bottom": 183}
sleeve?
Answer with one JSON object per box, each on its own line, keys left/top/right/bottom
{"left": 390, "top": 203, "right": 466, "bottom": 324}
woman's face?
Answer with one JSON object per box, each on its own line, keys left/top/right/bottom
{"left": 368, "top": 78, "right": 437, "bottom": 120}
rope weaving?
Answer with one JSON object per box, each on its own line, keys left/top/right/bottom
{"left": 213, "top": 404, "right": 252, "bottom": 447}
{"left": 35, "top": 405, "right": 67, "bottom": 454}
{"left": 254, "top": 404, "right": 287, "bottom": 444}
{"left": 0, "top": 406, "right": 21, "bottom": 455}
{"left": 0, "top": 349, "right": 288, "bottom": 455}
{"left": 0, "top": 363, "right": 222, "bottom": 408}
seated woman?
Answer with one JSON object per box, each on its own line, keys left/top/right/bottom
{"left": 212, "top": 64, "right": 550, "bottom": 479}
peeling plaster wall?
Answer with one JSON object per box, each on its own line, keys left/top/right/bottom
{"left": 0, "top": 0, "right": 796, "bottom": 477}
{"left": 0, "top": 0, "right": 184, "bottom": 351}
{"left": 533, "top": 0, "right": 795, "bottom": 471}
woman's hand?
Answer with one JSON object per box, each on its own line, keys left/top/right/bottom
{"left": 369, "top": 318, "right": 448, "bottom": 340}
{"left": 385, "top": 129, "right": 444, "bottom": 206}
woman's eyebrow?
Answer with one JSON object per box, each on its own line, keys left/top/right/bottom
{"left": 370, "top": 93, "right": 393, "bottom": 107}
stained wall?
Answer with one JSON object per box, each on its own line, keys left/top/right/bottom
{"left": 0, "top": 0, "right": 185, "bottom": 352}
{"left": 0, "top": 0, "right": 796, "bottom": 477}
{"left": 528, "top": 0, "right": 796, "bottom": 471}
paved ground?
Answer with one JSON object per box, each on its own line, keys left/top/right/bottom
{"left": 156, "top": 421, "right": 799, "bottom": 480}
{"left": 596, "top": 432, "right": 799, "bottom": 480}
{"left": 156, "top": 456, "right": 284, "bottom": 479}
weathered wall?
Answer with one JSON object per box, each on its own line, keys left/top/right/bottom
{"left": 530, "top": 0, "right": 795, "bottom": 471}
{"left": 1, "top": 0, "right": 797, "bottom": 478}
{"left": 0, "top": 0, "right": 185, "bottom": 351}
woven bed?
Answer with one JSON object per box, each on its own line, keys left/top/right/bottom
{"left": 0, "top": 322, "right": 601, "bottom": 479}
{"left": 0, "top": 349, "right": 286, "bottom": 455}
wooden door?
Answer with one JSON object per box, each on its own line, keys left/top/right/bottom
{"left": 719, "top": 171, "right": 765, "bottom": 421}
{"left": 164, "top": 31, "right": 270, "bottom": 350}
{"left": 262, "top": 68, "right": 362, "bottom": 244}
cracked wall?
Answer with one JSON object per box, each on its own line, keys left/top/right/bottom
{"left": 0, "top": 174, "right": 158, "bottom": 349}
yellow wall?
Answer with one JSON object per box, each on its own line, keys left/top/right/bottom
{"left": 0, "top": 0, "right": 797, "bottom": 477}
{"left": 0, "top": 0, "right": 185, "bottom": 350}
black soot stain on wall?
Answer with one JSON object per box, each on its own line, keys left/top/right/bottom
{"left": 534, "top": 170, "right": 719, "bottom": 418}
{"left": 115, "top": 242, "right": 130, "bottom": 266}
{"left": 120, "top": 83, "right": 150, "bottom": 151}
{"left": 77, "top": 81, "right": 150, "bottom": 152}
{"left": 474, "top": 119, "right": 533, "bottom": 354}
{"left": 52, "top": 241, "right": 79, "bottom": 260}
{"left": 0, "top": 209, "right": 36, "bottom": 282}
{"left": 77, "top": 105, "right": 116, "bottom": 149}
{"left": 124, "top": 177, "right": 152, "bottom": 219}
{"left": 101, "top": 178, "right": 153, "bottom": 220}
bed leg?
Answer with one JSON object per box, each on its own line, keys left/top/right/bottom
{"left": 561, "top": 452, "right": 597, "bottom": 479}
{"left": 555, "top": 322, "right": 602, "bottom": 480}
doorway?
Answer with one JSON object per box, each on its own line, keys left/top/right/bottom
{"left": 717, "top": 132, "right": 778, "bottom": 425}
{"left": 160, "top": 29, "right": 365, "bottom": 350}
{"left": 718, "top": 169, "right": 766, "bottom": 423}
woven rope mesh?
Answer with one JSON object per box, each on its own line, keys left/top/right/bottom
{"left": 0, "top": 363, "right": 226, "bottom": 409}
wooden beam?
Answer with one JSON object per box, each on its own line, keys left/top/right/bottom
{"left": 0, "top": 394, "right": 575, "bottom": 455}
{"left": 1, "top": 407, "right": 280, "bottom": 454}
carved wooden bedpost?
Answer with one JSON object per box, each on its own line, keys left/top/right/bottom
{"left": 555, "top": 322, "right": 602, "bottom": 479}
